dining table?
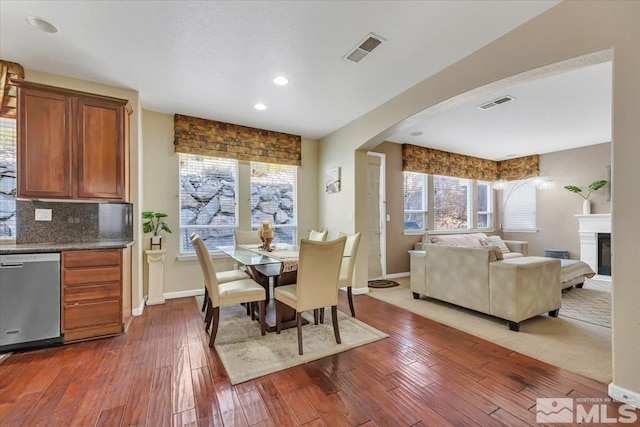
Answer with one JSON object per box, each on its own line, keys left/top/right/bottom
{"left": 217, "top": 243, "right": 304, "bottom": 332}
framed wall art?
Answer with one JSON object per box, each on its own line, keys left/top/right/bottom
{"left": 325, "top": 167, "right": 341, "bottom": 193}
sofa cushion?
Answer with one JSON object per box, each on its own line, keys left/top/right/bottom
{"left": 503, "top": 252, "right": 524, "bottom": 259}
{"left": 429, "top": 233, "right": 487, "bottom": 248}
{"left": 482, "top": 235, "right": 511, "bottom": 254}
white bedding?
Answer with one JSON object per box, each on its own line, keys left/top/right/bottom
{"left": 560, "top": 259, "right": 596, "bottom": 283}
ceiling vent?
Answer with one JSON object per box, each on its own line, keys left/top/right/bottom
{"left": 343, "top": 33, "right": 385, "bottom": 63}
{"left": 477, "top": 95, "right": 515, "bottom": 110}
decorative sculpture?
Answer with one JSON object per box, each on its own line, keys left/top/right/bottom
{"left": 258, "top": 221, "right": 275, "bottom": 252}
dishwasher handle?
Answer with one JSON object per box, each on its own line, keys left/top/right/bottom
{"left": 0, "top": 263, "right": 25, "bottom": 268}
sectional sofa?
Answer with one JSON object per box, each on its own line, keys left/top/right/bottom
{"left": 410, "top": 233, "right": 562, "bottom": 331}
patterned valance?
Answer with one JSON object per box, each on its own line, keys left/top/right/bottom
{"left": 0, "top": 60, "right": 25, "bottom": 119}
{"left": 496, "top": 155, "right": 539, "bottom": 180}
{"left": 402, "top": 143, "right": 538, "bottom": 181}
{"left": 174, "top": 114, "right": 301, "bottom": 166}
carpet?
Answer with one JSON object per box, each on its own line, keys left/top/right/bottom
{"left": 196, "top": 297, "right": 388, "bottom": 385}
{"left": 367, "top": 277, "right": 612, "bottom": 384}
{"left": 561, "top": 280, "right": 611, "bottom": 328}
{"left": 368, "top": 279, "right": 400, "bottom": 288}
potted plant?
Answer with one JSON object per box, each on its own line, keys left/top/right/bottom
{"left": 142, "top": 211, "right": 172, "bottom": 248}
{"left": 564, "top": 180, "right": 607, "bottom": 214}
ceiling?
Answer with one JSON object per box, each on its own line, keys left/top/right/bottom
{"left": 0, "top": 1, "right": 610, "bottom": 160}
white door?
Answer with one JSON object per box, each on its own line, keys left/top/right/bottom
{"left": 367, "top": 153, "right": 385, "bottom": 279}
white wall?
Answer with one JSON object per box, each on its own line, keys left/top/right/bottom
{"left": 318, "top": 1, "right": 640, "bottom": 402}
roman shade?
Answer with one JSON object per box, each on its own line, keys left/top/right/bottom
{"left": 174, "top": 114, "right": 301, "bottom": 166}
{"left": 402, "top": 143, "right": 538, "bottom": 181}
{"left": 0, "top": 60, "right": 25, "bottom": 119}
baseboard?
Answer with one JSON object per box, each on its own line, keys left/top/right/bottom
{"left": 163, "top": 289, "right": 205, "bottom": 300}
{"left": 132, "top": 296, "right": 148, "bottom": 316}
{"left": 385, "top": 272, "right": 410, "bottom": 279}
{"left": 609, "top": 382, "right": 640, "bottom": 408}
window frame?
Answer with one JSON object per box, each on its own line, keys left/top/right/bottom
{"left": 403, "top": 171, "right": 428, "bottom": 234}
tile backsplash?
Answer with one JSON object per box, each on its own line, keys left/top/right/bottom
{"left": 16, "top": 200, "right": 133, "bottom": 244}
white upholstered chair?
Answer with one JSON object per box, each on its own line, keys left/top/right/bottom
{"left": 191, "top": 234, "right": 266, "bottom": 346}
{"left": 274, "top": 236, "right": 346, "bottom": 355}
{"left": 234, "top": 229, "right": 262, "bottom": 245}
{"left": 191, "top": 232, "right": 250, "bottom": 312}
{"left": 338, "top": 232, "right": 362, "bottom": 317}
{"left": 308, "top": 229, "right": 328, "bottom": 241}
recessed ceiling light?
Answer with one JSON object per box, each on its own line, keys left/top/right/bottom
{"left": 25, "top": 16, "right": 58, "bottom": 33}
{"left": 254, "top": 103, "right": 267, "bottom": 111}
{"left": 410, "top": 131, "right": 424, "bottom": 136}
{"left": 273, "top": 76, "right": 289, "bottom": 86}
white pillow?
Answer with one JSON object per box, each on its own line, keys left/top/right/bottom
{"left": 483, "top": 236, "right": 510, "bottom": 254}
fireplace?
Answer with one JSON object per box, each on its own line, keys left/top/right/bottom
{"left": 575, "top": 214, "right": 611, "bottom": 280}
{"left": 598, "top": 233, "right": 611, "bottom": 276}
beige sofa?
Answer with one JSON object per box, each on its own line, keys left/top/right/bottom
{"left": 410, "top": 235, "right": 561, "bottom": 331}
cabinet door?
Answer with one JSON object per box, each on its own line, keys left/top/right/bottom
{"left": 17, "top": 89, "right": 73, "bottom": 198}
{"left": 76, "top": 98, "right": 126, "bottom": 200}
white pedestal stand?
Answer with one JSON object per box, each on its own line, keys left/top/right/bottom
{"left": 146, "top": 249, "right": 166, "bottom": 305}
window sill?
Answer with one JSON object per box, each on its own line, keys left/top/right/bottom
{"left": 403, "top": 230, "right": 427, "bottom": 236}
{"left": 176, "top": 251, "right": 228, "bottom": 262}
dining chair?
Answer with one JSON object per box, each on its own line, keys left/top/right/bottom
{"left": 338, "top": 231, "right": 362, "bottom": 317}
{"left": 191, "top": 233, "right": 251, "bottom": 312}
{"left": 308, "top": 229, "right": 328, "bottom": 241}
{"left": 234, "top": 229, "right": 262, "bottom": 245}
{"left": 274, "top": 236, "right": 347, "bottom": 355}
{"left": 191, "top": 234, "right": 266, "bottom": 346}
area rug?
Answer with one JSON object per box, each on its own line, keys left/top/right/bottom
{"left": 367, "top": 277, "right": 612, "bottom": 384}
{"left": 561, "top": 279, "right": 611, "bottom": 328}
{"left": 368, "top": 279, "right": 399, "bottom": 288}
{"left": 196, "top": 297, "right": 388, "bottom": 385}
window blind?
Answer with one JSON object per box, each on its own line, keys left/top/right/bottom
{"left": 502, "top": 179, "right": 536, "bottom": 231}
{"left": 179, "top": 154, "right": 238, "bottom": 252}
{"left": 403, "top": 172, "right": 427, "bottom": 230}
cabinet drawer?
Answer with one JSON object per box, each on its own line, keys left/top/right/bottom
{"left": 64, "top": 299, "right": 121, "bottom": 330}
{"left": 64, "top": 265, "right": 121, "bottom": 286}
{"left": 63, "top": 250, "right": 121, "bottom": 268}
{"left": 64, "top": 283, "right": 121, "bottom": 303}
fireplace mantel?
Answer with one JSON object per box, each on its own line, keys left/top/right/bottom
{"left": 574, "top": 214, "right": 611, "bottom": 280}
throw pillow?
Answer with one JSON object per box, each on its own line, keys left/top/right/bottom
{"left": 487, "top": 245, "right": 504, "bottom": 260}
{"left": 483, "top": 236, "right": 510, "bottom": 254}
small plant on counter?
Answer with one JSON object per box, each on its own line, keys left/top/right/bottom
{"left": 142, "top": 211, "right": 172, "bottom": 236}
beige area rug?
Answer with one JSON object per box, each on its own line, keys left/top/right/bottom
{"left": 367, "top": 278, "right": 612, "bottom": 384}
{"left": 196, "top": 296, "right": 388, "bottom": 385}
{"left": 561, "top": 280, "right": 611, "bottom": 328}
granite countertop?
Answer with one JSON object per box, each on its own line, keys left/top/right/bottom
{"left": 0, "top": 240, "right": 135, "bottom": 255}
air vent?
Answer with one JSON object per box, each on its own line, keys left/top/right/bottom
{"left": 343, "top": 33, "right": 385, "bottom": 63}
{"left": 477, "top": 95, "right": 515, "bottom": 110}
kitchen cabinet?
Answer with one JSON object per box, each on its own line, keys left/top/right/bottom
{"left": 62, "top": 249, "right": 124, "bottom": 342}
{"left": 14, "top": 80, "right": 131, "bottom": 201}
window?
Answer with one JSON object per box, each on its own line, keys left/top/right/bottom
{"left": 0, "top": 117, "right": 16, "bottom": 240}
{"left": 403, "top": 172, "right": 427, "bottom": 231}
{"left": 476, "top": 180, "right": 493, "bottom": 228}
{"left": 502, "top": 179, "right": 536, "bottom": 231}
{"left": 250, "top": 162, "right": 297, "bottom": 244}
{"left": 433, "top": 175, "right": 469, "bottom": 230}
{"left": 179, "top": 154, "right": 238, "bottom": 252}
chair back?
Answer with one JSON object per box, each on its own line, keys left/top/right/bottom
{"left": 190, "top": 234, "right": 221, "bottom": 307}
{"left": 296, "top": 236, "right": 346, "bottom": 311}
{"left": 338, "top": 232, "right": 361, "bottom": 285}
{"left": 234, "top": 229, "right": 262, "bottom": 245}
{"left": 308, "top": 229, "right": 328, "bottom": 241}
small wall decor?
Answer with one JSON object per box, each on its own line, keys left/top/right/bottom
{"left": 325, "top": 167, "right": 341, "bottom": 193}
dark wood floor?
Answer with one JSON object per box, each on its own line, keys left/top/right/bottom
{"left": 0, "top": 290, "right": 628, "bottom": 426}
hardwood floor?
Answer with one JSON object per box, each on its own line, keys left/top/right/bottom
{"left": 0, "top": 289, "right": 629, "bottom": 426}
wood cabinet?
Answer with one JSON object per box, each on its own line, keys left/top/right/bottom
{"left": 15, "top": 80, "right": 131, "bottom": 201}
{"left": 62, "top": 249, "right": 124, "bottom": 342}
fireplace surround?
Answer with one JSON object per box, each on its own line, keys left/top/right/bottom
{"left": 575, "top": 214, "right": 611, "bottom": 281}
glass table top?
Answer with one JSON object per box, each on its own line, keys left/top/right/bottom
{"left": 217, "top": 244, "right": 298, "bottom": 266}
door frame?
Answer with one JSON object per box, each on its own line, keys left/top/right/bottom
{"left": 367, "top": 151, "right": 386, "bottom": 279}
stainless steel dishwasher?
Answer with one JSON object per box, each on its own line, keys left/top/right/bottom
{"left": 0, "top": 253, "right": 63, "bottom": 352}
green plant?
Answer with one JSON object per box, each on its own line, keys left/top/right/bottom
{"left": 563, "top": 180, "right": 607, "bottom": 200}
{"left": 142, "top": 211, "right": 172, "bottom": 236}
